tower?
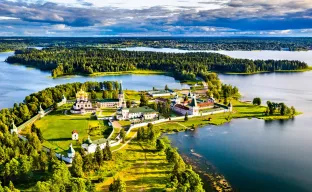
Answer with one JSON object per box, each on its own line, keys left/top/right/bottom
{"left": 62, "top": 94, "right": 67, "bottom": 104}
{"left": 118, "top": 81, "right": 126, "bottom": 107}
{"left": 189, "top": 95, "right": 199, "bottom": 116}
{"left": 39, "top": 104, "right": 45, "bottom": 118}
{"left": 67, "top": 143, "right": 75, "bottom": 158}
{"left": 10, "top": 120, "right": 18, "bottom": 134}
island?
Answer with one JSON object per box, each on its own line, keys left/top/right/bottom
{"left": 5, "top": 48, "right": 309, "bottom": 79}
{"left": 0, "top": 78, "right": 299, "bottom": 191}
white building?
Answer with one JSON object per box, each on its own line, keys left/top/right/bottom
{"left": 117, "top": 106, "right": 158, "bottom": 120}
{"left": 72, "top": 130, "right": 79, "bottom": 140}
{"left": 38, "top": 104, "right": 45, "bottom": 118}
{"left": 148, "top": 89, "right": 176, "bottom": 97}
{"left": 81, "top": 136, "right": 107, "bottom": 153}
{"left": 96, "top": 82, "right": 126, "bottom": 108}
{"left": 70, "top": 89, "right": 96, "bottom": 114}
{"left": 171, "top": 95, "right": 199, "bottom": 116}
{"left": 10, "top": 120, "right": 18, "bottom": 134}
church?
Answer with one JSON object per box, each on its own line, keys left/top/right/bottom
{"left": 70, "top": 89, "right": 97, "bottom": 114}
{"left": 96, "top": 82, "right": 126, "bottom": 108}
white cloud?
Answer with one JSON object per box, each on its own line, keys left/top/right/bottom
{"left": 52, "top": 24, "right": 70, "bottom": 30}
{"left": 0, "top": 16, "right": 19, "bottom": 20}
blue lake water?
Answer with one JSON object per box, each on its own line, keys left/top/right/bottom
{"left": 0, "top": 51, "right": 188, "bottom": 109}
{"left": 1, "top": 47, "right": 312, "bottom": 191}
{"left": 121, "top": 47, "right": 312, "bottom": 191}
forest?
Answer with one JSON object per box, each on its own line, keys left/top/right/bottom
{"left": 6, "top": 48, "right": 308, "bottom": 79}
{"left": 0, "top": 81, "right": 205, "bottom": 191}
{"left": 1, "top": 37, "right": 312, "bottom": 51}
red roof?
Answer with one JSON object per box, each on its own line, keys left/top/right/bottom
{"left": 72, "top": 130, "right": 78, "bottom": 134}
{"left": 174, "top": 104, "right": 189, "bottom": 110}
{"left": 198, "top": 101, "right": 214, "bottom": 108}
{"left": 156, "top": 98, "right": 169, "bottom": 102}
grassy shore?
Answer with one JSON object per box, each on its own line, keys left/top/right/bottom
{"left": 222, "top": 67, "right": 312, "bottom": 75}
{"left": 89, "top": 70, "right": 170, "bottom": 77}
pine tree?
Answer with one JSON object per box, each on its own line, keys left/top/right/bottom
{"left": 103, "top": 141, "right": 112, "bottom": 161}
{"left": 184, "top": 112, "right": 188, "bottom": 121}
{"left": 94, "top": 146, "right": 103, "bottom": 166}
{"left": 109, "top": 177, "right": 126, "bottom": 192}
{"left": 71, "top": 153, "right": 84, "bottom": 177}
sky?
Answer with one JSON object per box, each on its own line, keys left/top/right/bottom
{"left": 1, "top": 0, "right": 312, "bottom": 36}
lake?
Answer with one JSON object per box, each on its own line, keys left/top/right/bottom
{"left": 0, "top": 51, "right": 188, "bottom": 109}
{"left": 169, "top": 72, "right": 312, "bottom": 192}
{"left": 2, "top": 47, "right": 312, "bottom": 191}
{"left": 121, "top": 47, "right": 312, "bottom": 191}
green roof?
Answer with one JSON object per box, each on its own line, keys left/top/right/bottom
{"left": 67, "top": 144, "right": 75, "bottom": 153}
{"left": 92, "top": 138, "right": 107, "bottom": 145}
{"left": 149, "top": 89, "right": 174, "bottom": 94}
{"left": 189, "top": 97, "right": 197, "bottom": 107}
{"left": 97, "top": 99, "right": 119, "bottom": 102}
{"left": 129, "top": 107, "right": 157, "bottom": 114}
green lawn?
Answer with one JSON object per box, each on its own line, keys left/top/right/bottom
{"left": 125, "top": 90, "right": 141, "bottom": 101}
{"left": 35, "top": 107, "right": 111, "bottom": 154}
{"left": 96, "top": 141, "right": 172, "bottom": 192}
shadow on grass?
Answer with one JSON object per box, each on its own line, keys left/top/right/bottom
{"left": 47, "top": 138, "right": 71, "bottom": 141}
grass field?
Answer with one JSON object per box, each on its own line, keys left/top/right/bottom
{"left": 35, "top": 106, "right": 112, "bottom": 154}
{"left": 96, "top": 141, "right": 172, "bottom": 191}
{"left": 124, "top": 90, "right": 141, "bottom": 101}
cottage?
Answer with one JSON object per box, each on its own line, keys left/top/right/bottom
{"left": 72, "top": 130, "right": 78, "bottom": 140}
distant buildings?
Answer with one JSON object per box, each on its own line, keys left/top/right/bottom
{"left": 170, "top": 91, "right": 216, "bottom": 115}
{"left": 117, "top": 106, "right": 158, "bottom": 121}
{"left": 148, "top": 89, "right": 176, "bottom": 97}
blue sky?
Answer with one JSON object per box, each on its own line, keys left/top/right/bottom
{"left": 1, "top": 0, "right": 312, "bottom": 36}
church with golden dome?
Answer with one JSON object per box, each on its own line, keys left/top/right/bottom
{"left": 70, "top": 89, "right": 97, "bottom": 114}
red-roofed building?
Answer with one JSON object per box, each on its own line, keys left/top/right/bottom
{"left": 72, "top": 130, "right": 79, "bottom": 140}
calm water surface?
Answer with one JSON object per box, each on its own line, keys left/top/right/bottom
{"left": 169, "top": 72, "right": 312, "bottom": 191}
{"left": 2, "top": 48, "right": 312, "bottom": 191}
{"left": 0, "top": 52, "right": 188, "bottom": 109}
{"left": 122, "top": 47, "right": 312, "bottom": 192}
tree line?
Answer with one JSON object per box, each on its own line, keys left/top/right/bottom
{"left": 6, "top": 48, "right": 308, "bottom": 79}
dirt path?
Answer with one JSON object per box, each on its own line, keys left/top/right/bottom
{"left": 112, "top": 132, "right": 137, "bottom": 153}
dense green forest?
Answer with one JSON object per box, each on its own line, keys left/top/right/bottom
{"left": 0, "top": 81, "right": 205, "bottom": 191}
{"left": 1, "top": 37, "right": 312, "bottom": 51}
{"left": 6, "top": 48, "right": 308, "bottom": 78}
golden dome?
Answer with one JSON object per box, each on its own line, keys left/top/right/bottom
{"left": 76, "top": 89, "right": 88, "bottom": 100}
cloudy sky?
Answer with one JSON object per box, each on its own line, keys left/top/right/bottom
{"left": 1, "top": 0, "right": 312, "bottom": 36}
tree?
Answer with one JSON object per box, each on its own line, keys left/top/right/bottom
{"left": 109, "top": 177, "right": 126, "bottom": 192}
{"left": 102, "top": 90, "right": 109, "bottom": 99}
{"left": 139, "top": 94, "right": 148, "bottom": 107}
{"left": 184, "top": 112, "right": 188, "bottom": 121}
{"left": 71, "top": 153, "right": 83, "bottom": 177}
{"left": 120, "top": 128, "right": 126, "bottom": 142}
{"left": 103, "top": 141, "right": 112, "bottom": 161}
{"left": 156, "top": 139, "right": 166, "bottom": 151}
{"left": 152, "top": 102, "right": 158, "bottom": 111}
{"left": 280, "top": 103, "right": 286, "bottom": 115}
{"left": 165, "top": 84, "right": 169, "bottom": 90}
{"left": 91, "top": 90, "right": 97, "bottom": 99}
{"left": 126, "top": 100, "right": 131, "bottom": 108}
{"left": 252, "top": 97, "right": 261, "bottom": 106}
{"left": 291, "top": 106, "right": 296, "bottom": 116}
{"left": 94, "top": 146, "right": 103, "bottom": 166}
